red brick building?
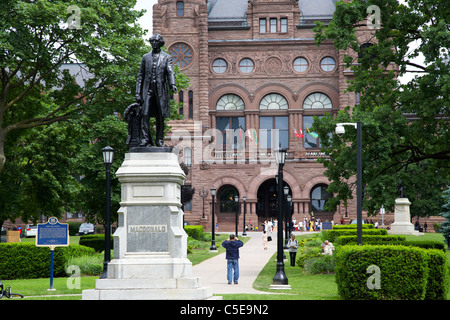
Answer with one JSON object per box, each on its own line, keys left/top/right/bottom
{"left": 154, "top": 0, "right": 380, "bottom": 231}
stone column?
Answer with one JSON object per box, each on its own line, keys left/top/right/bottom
{"left": 82, "top": 149, "right": 213, "bottom": 300}
{"left": 388, "top": 198, "right": 422, "bottom": 236}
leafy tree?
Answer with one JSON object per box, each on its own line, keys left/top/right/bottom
{"left": 312, "top": 0, "right": 449, "bottom": 217}
{"left": 0, "top": 0, "right": 147, "bottom": 173}
{"left": 0, "top": 0, "right": 190, "bottom": 228}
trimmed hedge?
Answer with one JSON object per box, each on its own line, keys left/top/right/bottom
{"left": 184, "top": 225, "right": 204, "bottom": 239}
{"left": 322, "top": 229, "right": 387, "bottom": 242}
{"left": 0, "top": 243, "right": 95, "bottom": 280}
{"left": 333, "top": 224, "right": 374, "bottom": 229}
{"left": 335, "top": 245, "right": 448, "bottom": 300}
{"left": 335, "top": 235, "right": 446, "bottom": 252}
{"left": 79, "top": 234, "right": 113, "bottom": 252}
{"left": 336, "top": 235, "right": 406, "bottom": 246}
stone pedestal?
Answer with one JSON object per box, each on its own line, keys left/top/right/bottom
{"left": 82, "top": 149, "right": 213, "bottom": 300}
{"left": 388, "top": 198, "right": 422, "bottom": 236}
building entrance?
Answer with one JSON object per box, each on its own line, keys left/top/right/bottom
{"left": 256, "top": 178, "right": 290, "bottom": 227}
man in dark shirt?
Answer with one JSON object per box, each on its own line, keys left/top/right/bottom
{"left": 221, "top": 234, "right": 244, "bottom": 284}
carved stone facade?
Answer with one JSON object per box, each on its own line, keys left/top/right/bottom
{"left": 152, "top": 0, "right": 380, "bottom": 231}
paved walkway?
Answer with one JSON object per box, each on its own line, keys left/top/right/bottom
{"left": 192, "top": 231, "right": 316, "bottom": 295}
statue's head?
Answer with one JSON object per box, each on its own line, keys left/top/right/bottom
{"left": 149, "top": 33, "right": 165, "bottom": 50}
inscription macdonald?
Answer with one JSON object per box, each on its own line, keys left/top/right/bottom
{"left": 128, "top": 225, "right": 167, "bottom": 233}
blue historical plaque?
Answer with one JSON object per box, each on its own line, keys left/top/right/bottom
{"left": 322, "top": 222, "right": 333, "bottom": 230}
{"left": 36, "top": 217, "right": 69, "bottom": 247}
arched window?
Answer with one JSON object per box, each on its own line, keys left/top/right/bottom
{"left": 311, "top": 184, "right": 333, "bottom": 212}
{"left": 303, "top": 92, "right": 332, "bottom": 109}
{"left": 216, "top": 94, "right": 245, "bottom": 111}
{"left": 259, "top": 93, "right": 288, "bottom": 110}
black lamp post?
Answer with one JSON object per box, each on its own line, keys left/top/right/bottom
{"left": 234, "top": 195, "right": 239, "bottom": 236}
{"left": 199, "top": 187, "right": 208, "bottom": 219}
{"left": 101, "top": 145, "right": 114, "bottom": 279}
{"left": 210, "top": 188, "right": 217, "bottom": 251}
{"left": 242, "top": 195, "right": 247, "bottom": 236}
{"left": 283, "top": 185, "right": 289, "bottom": 249}
{"left": 336, "top": 121, "right": 363, "bottom": 245}
{"left": 272, "top": 147, "right": 288, "bottom": 286}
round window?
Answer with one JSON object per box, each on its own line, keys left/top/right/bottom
{"left": 320, "top": 57, "right": 336, "bottom": 72}
{"left": 212, "top": 58, "right": 227, "bottom": 74}
{"left": 239, "top": 58, "right": 254, "bottom": 73}
{"left": 293, "top": 57, "right": 308, "bottom": 72}
{"left": 169, "top": 42, "right": 194, "bottom": 69}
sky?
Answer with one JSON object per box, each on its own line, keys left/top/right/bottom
{"left": 135, "top": 0, "right": 158, "bottom": 36}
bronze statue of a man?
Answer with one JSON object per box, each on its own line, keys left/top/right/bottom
{"left": 135, "top": 33, "right": 177, "bottom": 147}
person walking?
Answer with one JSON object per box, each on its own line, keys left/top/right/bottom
{"left": 287, "top": 234, "right": 299, "bottom": 267}
{"left": 222, "top": 234, "right": 244, "bottom": 284}
{"left": 262, "top": 230, "right": 268, "bottom": 250}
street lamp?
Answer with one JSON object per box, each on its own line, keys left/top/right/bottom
{"left": 101, "top": 145, "right": 114, "bottom": 279}
{"left": 210, "top": 188, "right": 217, "bottom": 251}
{"left": 335, "top": 121, "right": 363, "bottom": 245}
{"left": 287, "top": 194, "right": 292, "bottom": 233}
{"left": 283, "top": 185, "right": 289, "bottom": 249}
{"left": 234, "top": 195, "right": 239, "bottom": 236}
{"left": 272, "top": 147, "right": 288, "bottom": 286}
{"left": 380, "top": 205, "right": 385, "bottom": 229}
{"left": 242, "top": 196, "right": 247, "bottom": 236}
{"left": 199, "top": 187, "right": 208, "bottom": 219}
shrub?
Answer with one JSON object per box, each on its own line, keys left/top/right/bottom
{"left": 79, "top": 234, "right": 113, "bottom": 252}
{"left": 184, "top": 225, "right": 204, "bottom": 240}
{"left": 0, "top": 243, "right": 94, "bottom": 280}
{"left": 65, "top": 253, "right": 104, "bottom": 276}
{"left": 304, "top": 254, "right": 336, "bottom": 274}
{"left": 332, "top": 224, "right": 374, "bottom": 229}
{"left": 335, "top": 235, "right": 406, "bottom": 246}
{"left": 67, "top": 222, "right": 82, "bottom": 236}
{"left": 335, "top": 235, "right": 446, "bottom": 252}
{"left": 424, "top": 249, "right": 449, "bottom": 300}
{"left": 322, "top": 229, "right": 387, "bottom": 242}
{"left": 335, "top": 245, "right": 448, "bottom": 300}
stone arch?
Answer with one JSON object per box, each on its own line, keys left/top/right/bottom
{"left": 208, "top": 175, "right": 247, "bottom": 199}
{"left": 296, "top": 82, "right": 339, "bottom": 110}
{"left": 252, "top": 83, "right": 297, "bottom": 110}
{"left": 209, "top": 84, "right": 252, "bottom": 111}
{"left": 247, "top": 167, "right": 301, "bottom": 200}
{"left": 301, "top": 175, "right": 331, "bottom": 199}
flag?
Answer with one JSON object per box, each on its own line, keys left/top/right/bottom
{"left": 307, "top": 127, "right": 319, "bottom": 139}
{"left": 246, "top": 129, "right": 253, "bottom": 141}
{"left": 253, "top": 129, "right": 258, "bottom": 145}
{"left": 247, "top": 129, "right": 258, "bottom": 144}
{"left": 293, "top": 126, "right": 304, "bottom": 138}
